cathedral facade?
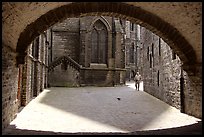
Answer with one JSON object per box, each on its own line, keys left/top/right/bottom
{"left": 47, "top": 16, "right": 138, "bottom": 87}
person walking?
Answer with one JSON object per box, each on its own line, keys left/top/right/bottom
{"left": 134, "top": 71, "right": 142, "bottom": 90}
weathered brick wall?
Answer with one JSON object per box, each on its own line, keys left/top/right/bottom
{"left": 2, "top": 45, "right": 19, "bottom": 130}
{"left": 48, "top": 18, "right": 81, "bottom": 86}
{"left": 52, "top": 18, "right": 80, "bottom": 62}
{"left": 115, "top": 70, "right": 126, "bottom": 85}
{"left": 183, "top": 69, "right": 202, "bottom": 118}
{"left": 139, "top": 26, "right": 202, "bottom": 118}
{"left": 2, "top": 32, "right": 49, "bottom": 131}
{"left": 79, "top": 29, "right": 86, "bottom": 67}
{"left": 21, "top": 55, "right": 32, "bottom": 105}
{"left": 21, "top": 36, "right": 48, "bottom": 104}
{"left": 140, "top": 27, "right": 181, "bottom": 110}
{"left": 124, "top": 20, "right": 137, "bottom": 80}
{"left": 159, "top": 40, "right": 181, "bottom": 109}
{"left": 52, "top": 31, "right": 80, "bottom": 62}
{"left": 48, "top": 65, "right": 79, "bottom": 87}
{"left": 80, "top": 69, "right": 110, "bottom": 86}
{"left": 39, "top": 35, "right": 44, "bottom": 92}
{"left": 80, "top": 69, "right": 126, "bottom": 86}
{"left": 115, "top": 28, "right": 123, "bottom": 68}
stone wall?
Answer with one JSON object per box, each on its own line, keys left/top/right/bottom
{"left": 124, "top": 20, "right": 137, "bottom": 80}
{"left": 21, "top": 55, "right": 32, "bottom": 105}
{"left": 2, "top": 33, "right": 49, "bottom": 131}
{"left": 2, "top": 45, "right": 19, "bottom": 130}
{"left": 52, "top": 18, "right": 80, "bottom": 62}
{"left": 140, "top": 26, "right": 182, "bottom": 110}
{"left": 20, "top": 33, "right": 48, "bottom": 106}
{"left": 48, "top": 65, "right": 80, "bottom": 87}
{"left": 182, "top": 68, "right": 202, "bottom": 118}
{"left": 139, "top": 26, "right": 202, "bottom": 119}
{"left": 80, "top": 68, "right": 126, "bottom": 86}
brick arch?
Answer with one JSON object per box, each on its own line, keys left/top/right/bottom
{"left": 16, "top": 2, "right": 197, "bottom": 68}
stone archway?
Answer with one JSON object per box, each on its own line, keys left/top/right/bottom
{"left": 2, "top": 2, "right": 202, "bottom": 129}
{"left": 9, "top": 2, "right": 200, "bottom": 68}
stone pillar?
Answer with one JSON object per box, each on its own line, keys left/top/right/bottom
{"left": 37, "top": 62, "right": 42, "bottom": 95}
{"left": 115, "top": 32, "right": 122, "bottom": 68}
{"left": 107, "top": 31, "right": 113, "bottom": 68}
{"left": 182, "top": 63, "right": 202, "bottom": 119}
{"left": 17, "top": 64, "right": 23, "bottom": 108}
{"left": 2, "top": 45, "right": 19, "bottom": 130}
{"left": 79, "top": 29, "right": 86, "bottom": 67}
{"left": 21, "top": 54, "right": 33, "bottom": 106}
{"left": 107, "top": 58, "right": 115, "bottom": 86}
{"left": 85, "top": 31, "right": 91, "bottom": 68}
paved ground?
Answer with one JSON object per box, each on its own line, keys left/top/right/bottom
{"left": 2, "top": 81, "right": 202, "bottom": 135}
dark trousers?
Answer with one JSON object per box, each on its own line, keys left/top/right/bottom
{"left": 135, "top": 81, "right": 140, "bottom": 90}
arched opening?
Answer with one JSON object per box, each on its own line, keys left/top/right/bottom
{"left": 2, "top": 2, "right": 202, "bottom": 134}
{"left": 15, "top": 2, "right": 197, "bottom": 68}
{"left": 91, "top": 20, "right": 108, "bottom": 64}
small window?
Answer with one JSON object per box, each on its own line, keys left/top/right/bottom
{"left": 159, "top": 38, "right": 161, "bottom": 56}
{"left": 147, "top": 47, "right": 149, "bottom": 61}
{"left": 157, "top": 70, "right": 159, "bottom": 86}
{"left": 172, "top": 51, "right": 176, "bottom": 60}
{"left": 120, "top": 19, "right": 123, "bottom": 26}
{"left": 130, "top": 23, "right": 134, "bottom": 31}
{"left": 152, "top": 43, "right": 154, "bottom": 57}
{"left": 32, "top": 41, "right": 35, "bottom": 57}
{"left": 34, "top": 37, "right": 39, "bottom": 59}
{"left": 150, "top": 54, "right": 152, "bottom": 68}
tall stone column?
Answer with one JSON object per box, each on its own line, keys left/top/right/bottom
{"left": 79, "top": 29, "right": 86, "bottom": 67}
{"left": 115, "top": 32, "right": 122, "bottom": 68}
{"left": 182, "top": 63, "right": 202, "bottom": 119}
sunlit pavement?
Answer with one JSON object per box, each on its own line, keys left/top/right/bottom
{"left": 2, "top": 81, "right": 201, "bottom": 135}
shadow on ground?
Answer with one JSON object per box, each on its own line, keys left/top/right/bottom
{"left": 38, "top": 86, "right": 170, "bottom": 131}
{"left": 3, "top": 84, "right": 201, "bottom": 135}
{"left": 2, "top": 121, "right": 202, "bottom": 135}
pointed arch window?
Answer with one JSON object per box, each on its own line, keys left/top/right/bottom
{"left": 91, "top": 20, "right": 108, "bottom": 64}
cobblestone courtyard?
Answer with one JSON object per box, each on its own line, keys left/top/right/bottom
{"left": 2, "top": 82, "right": 201, "bottom": 135}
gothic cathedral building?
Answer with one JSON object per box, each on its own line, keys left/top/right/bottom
{"left": 47, "top": 16, "right": 139, "bottom": 87}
